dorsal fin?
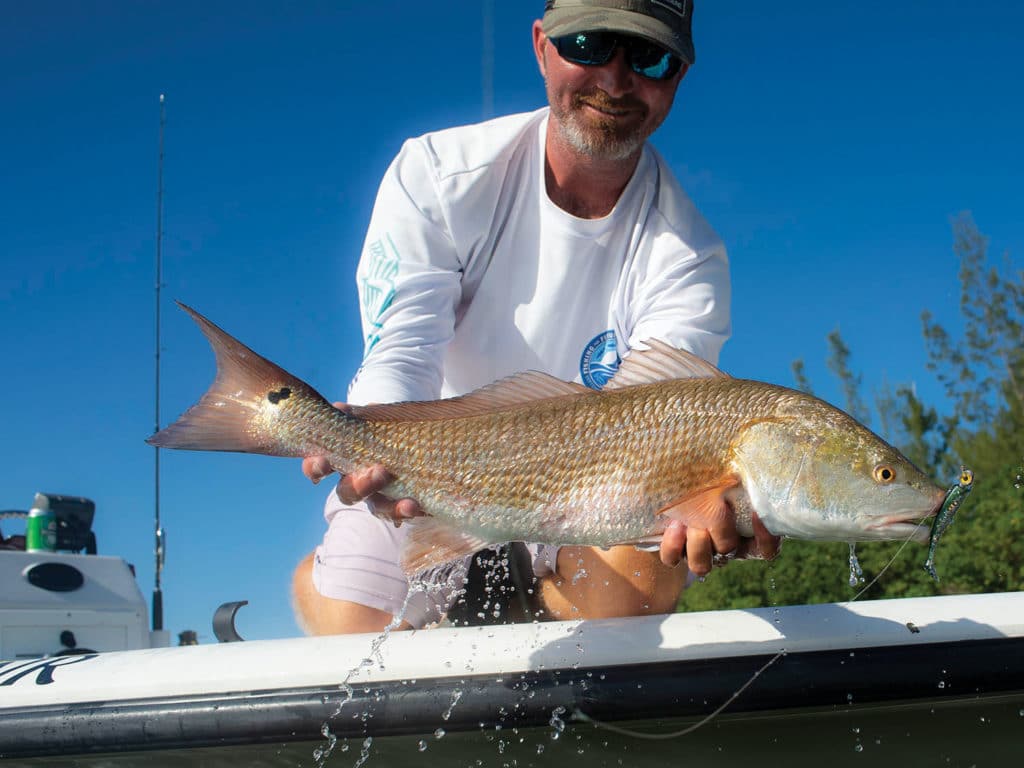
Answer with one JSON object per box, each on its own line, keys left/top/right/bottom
{"left": 349, "top": 371, "right": 592, "bottom": 423}
{"left": 602, "top": 339, "right": 729, "bottom": 390}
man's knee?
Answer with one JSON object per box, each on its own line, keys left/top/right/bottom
{"left": 290, "top": 551, "right": 407, "bottom": 635}
{"left": 537, "top": 545, "right": 687, "bottom": 620}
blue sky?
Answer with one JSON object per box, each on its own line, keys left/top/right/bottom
{"left": 2, "top": 1, "right": 1021, "bottom": 642}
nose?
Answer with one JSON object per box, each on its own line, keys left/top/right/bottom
{"left": 591, "top": 46, "right": 636, "bottom": 97}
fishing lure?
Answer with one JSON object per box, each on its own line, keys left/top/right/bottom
{"left": 923, "top": 468, "right": 974, "bottom": 582}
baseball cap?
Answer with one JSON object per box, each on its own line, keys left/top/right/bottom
{"left": 542, "top": 0, "right": 695, "bottom": 65}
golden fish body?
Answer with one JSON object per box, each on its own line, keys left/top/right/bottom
{"left": 151, "top": 305, "right": 945, "bottom": 574}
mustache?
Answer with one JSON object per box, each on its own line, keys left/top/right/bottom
{"left": 573, "top": 89, "right": 646, "bottom": 113}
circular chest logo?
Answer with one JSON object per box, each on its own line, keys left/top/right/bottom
{"left": 580, "top": 330, "right": 621, "bottom": 390}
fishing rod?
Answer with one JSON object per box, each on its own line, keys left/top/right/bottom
{"left": 153, "top": 93, "right": 166, "bottom": 635}
{"left": 482, "top": 0, "right": 494, "bottom": 119}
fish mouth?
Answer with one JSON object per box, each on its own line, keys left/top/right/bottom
{"left": 866, "top": 495, "right": 945, "bottom": 543}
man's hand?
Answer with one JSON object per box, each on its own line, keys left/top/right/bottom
{"left": 658, "top": 510, "right": 780, "bottom": 576}
{"left": 301, "top": 402, "right": 424, "bottom": 524}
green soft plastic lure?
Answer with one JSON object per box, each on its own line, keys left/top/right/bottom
{"left": 923, "top": 468, "right": 974, "bottom": 582}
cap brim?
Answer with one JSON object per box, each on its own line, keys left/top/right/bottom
{"left": 543, "top": 8, "right": 694, "bottom": 65}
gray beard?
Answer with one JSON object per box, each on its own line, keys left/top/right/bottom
{"left": 554, "top": 112, "right": 646, "bottom": 161}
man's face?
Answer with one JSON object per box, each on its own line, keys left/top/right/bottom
{"left": 533, "top": 20, "right": 687, "bottom": 161}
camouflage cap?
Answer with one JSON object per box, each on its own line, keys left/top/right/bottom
{"left": 542, "top": 0, "right": 695, "bottom": 65}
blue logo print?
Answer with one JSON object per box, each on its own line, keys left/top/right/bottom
{"left": 580, "top": 330, "right": 621, "bottom": 390}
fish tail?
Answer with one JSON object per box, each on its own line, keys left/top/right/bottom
{"left": 148, "top": 303, "right": 338, "bottom": 458}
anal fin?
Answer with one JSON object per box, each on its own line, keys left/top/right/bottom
{"left": 399, "top": 518, "right": 497, "bottom": 576}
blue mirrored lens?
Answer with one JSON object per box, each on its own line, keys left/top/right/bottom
{"left": 552, "top": 31, "right": 617, "bottom": 65}
{"left": 632, "top": 52, "right": 676, "bottom": 80}
{"left": 550, "top": 32, "right": 682, "bottom": 81}
{"left": 625, "top": 39, "right": 681, "bottom": 80}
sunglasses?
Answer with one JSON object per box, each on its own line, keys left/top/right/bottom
{"left": 549, "top": 31, "right": 684, "bottom": 81}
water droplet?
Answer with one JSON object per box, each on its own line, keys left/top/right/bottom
{"left": 848, "top": 543, "right": 864, "bottom": 588}
{"left": 434, "top": 727, "right": 446, "bottom": 739}
{"left": 352, "top": 737, "right": 373, "bottom": 768}
{"left": 417, "top": 740, "right": 428, "bottom": 752}
{"left": 571, "top": 568, "right": 589, "bottom": 585}
{"left": 442, "top": 689, "right": 463, "bottom": 721}
{"left": 536, "top": 744, "right": 546, "bottom": 755}
{"left": 938, "top": 681, "right": 946, "bottom": 689}
{"left": 854, "top": 743, "right": 864, "bottom": 753}
{"left": 549, "top": 705, "right": 566, "bottom": 739}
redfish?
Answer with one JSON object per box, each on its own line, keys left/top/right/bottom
{"left": 150, "top": 304, "right": 946, "bottom": 575}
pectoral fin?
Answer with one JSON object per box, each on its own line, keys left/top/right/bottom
{"left": 656, "top": 480, "right": 739, "bottom": 530}
{"left": 399, "top": 518, "right": 497, "bottom": 576}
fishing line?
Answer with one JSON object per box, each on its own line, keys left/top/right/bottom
{"left": 849, "top": 519, "right": 928, "bottom": 603}
{"left": 570, "top": 649, "right": 786, "bottom": 740}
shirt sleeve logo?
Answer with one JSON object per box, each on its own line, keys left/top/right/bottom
{"left": 359, "top": 234, "right": 400, "bottom": 355}
{"left": 580, "top": 330, "right": 621, "bottom": 390}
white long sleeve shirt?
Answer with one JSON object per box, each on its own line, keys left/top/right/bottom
{"left": 347, "top": 108, "right": 730, "bottom": 408}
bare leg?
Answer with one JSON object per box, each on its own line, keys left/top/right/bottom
{"left": 291, "top": 552, "right": 412, "bottom": 635}
{"left": 537, "top": 545, "right": 688, "bottom": 620}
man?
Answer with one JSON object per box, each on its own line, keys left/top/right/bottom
{"left": 293, "top": 0, "right": 778, "bottom": 635}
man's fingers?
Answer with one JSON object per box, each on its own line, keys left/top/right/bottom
{"left": 750, "top": 511, "right": 782, "bottom": 560}
{"left": 685, "top": 527, "right": 713, "bottom": 577}
{"left": 706, "top": 521, "right": 740, "bottom": 562}
{"left": 730, "top": 512, "right": 782, "bottom": 560}
{"left": 336, "top": 465, "right": 391, "bottom": 505}
{"left": 659, "top": 520, "right": 688, "bottom": 567}
{"left": 302, "top": 456, "right": 335, "bottom": 484}
{"left": 365, "top": 494, "right": 425, "bottom": 526}
{"left": 392, "top": 498, "right": 423, "bottom": 519}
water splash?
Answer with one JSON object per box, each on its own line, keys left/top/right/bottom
{"left": 312, "top": 722, "right": 337, "bottom": 766}
{"left": 848, "top": 543, "right": 864, "bottom": 587}
{"left": 441, "top": 688, "right": 463, "bottom": 721}
{"left": 312, "top": 571, "right": 457, "bottom": 765}
{"left": 549, "top": 705, "right": 567, "bottom": 740}
{"left": 352, "top": 736, "right": 373, "bottom": 768}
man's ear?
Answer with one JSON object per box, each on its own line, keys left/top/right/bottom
{"left": 532, "top": 19, "right": 548, "bottom": 77}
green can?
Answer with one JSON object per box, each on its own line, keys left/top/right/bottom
{"left": 26, "top": 506, "right": 57, "bottom": 552}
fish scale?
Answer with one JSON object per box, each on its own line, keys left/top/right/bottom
{"left": 307, "top": 379, "right": 780, "bottom": 544}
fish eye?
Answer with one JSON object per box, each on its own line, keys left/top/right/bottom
{"left": 873, "top": 464, "right": 896, "bottom": 484}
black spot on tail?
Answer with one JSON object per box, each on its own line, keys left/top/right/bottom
{"left": 267, "top": 387, "right": 291, "bottom": 405}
